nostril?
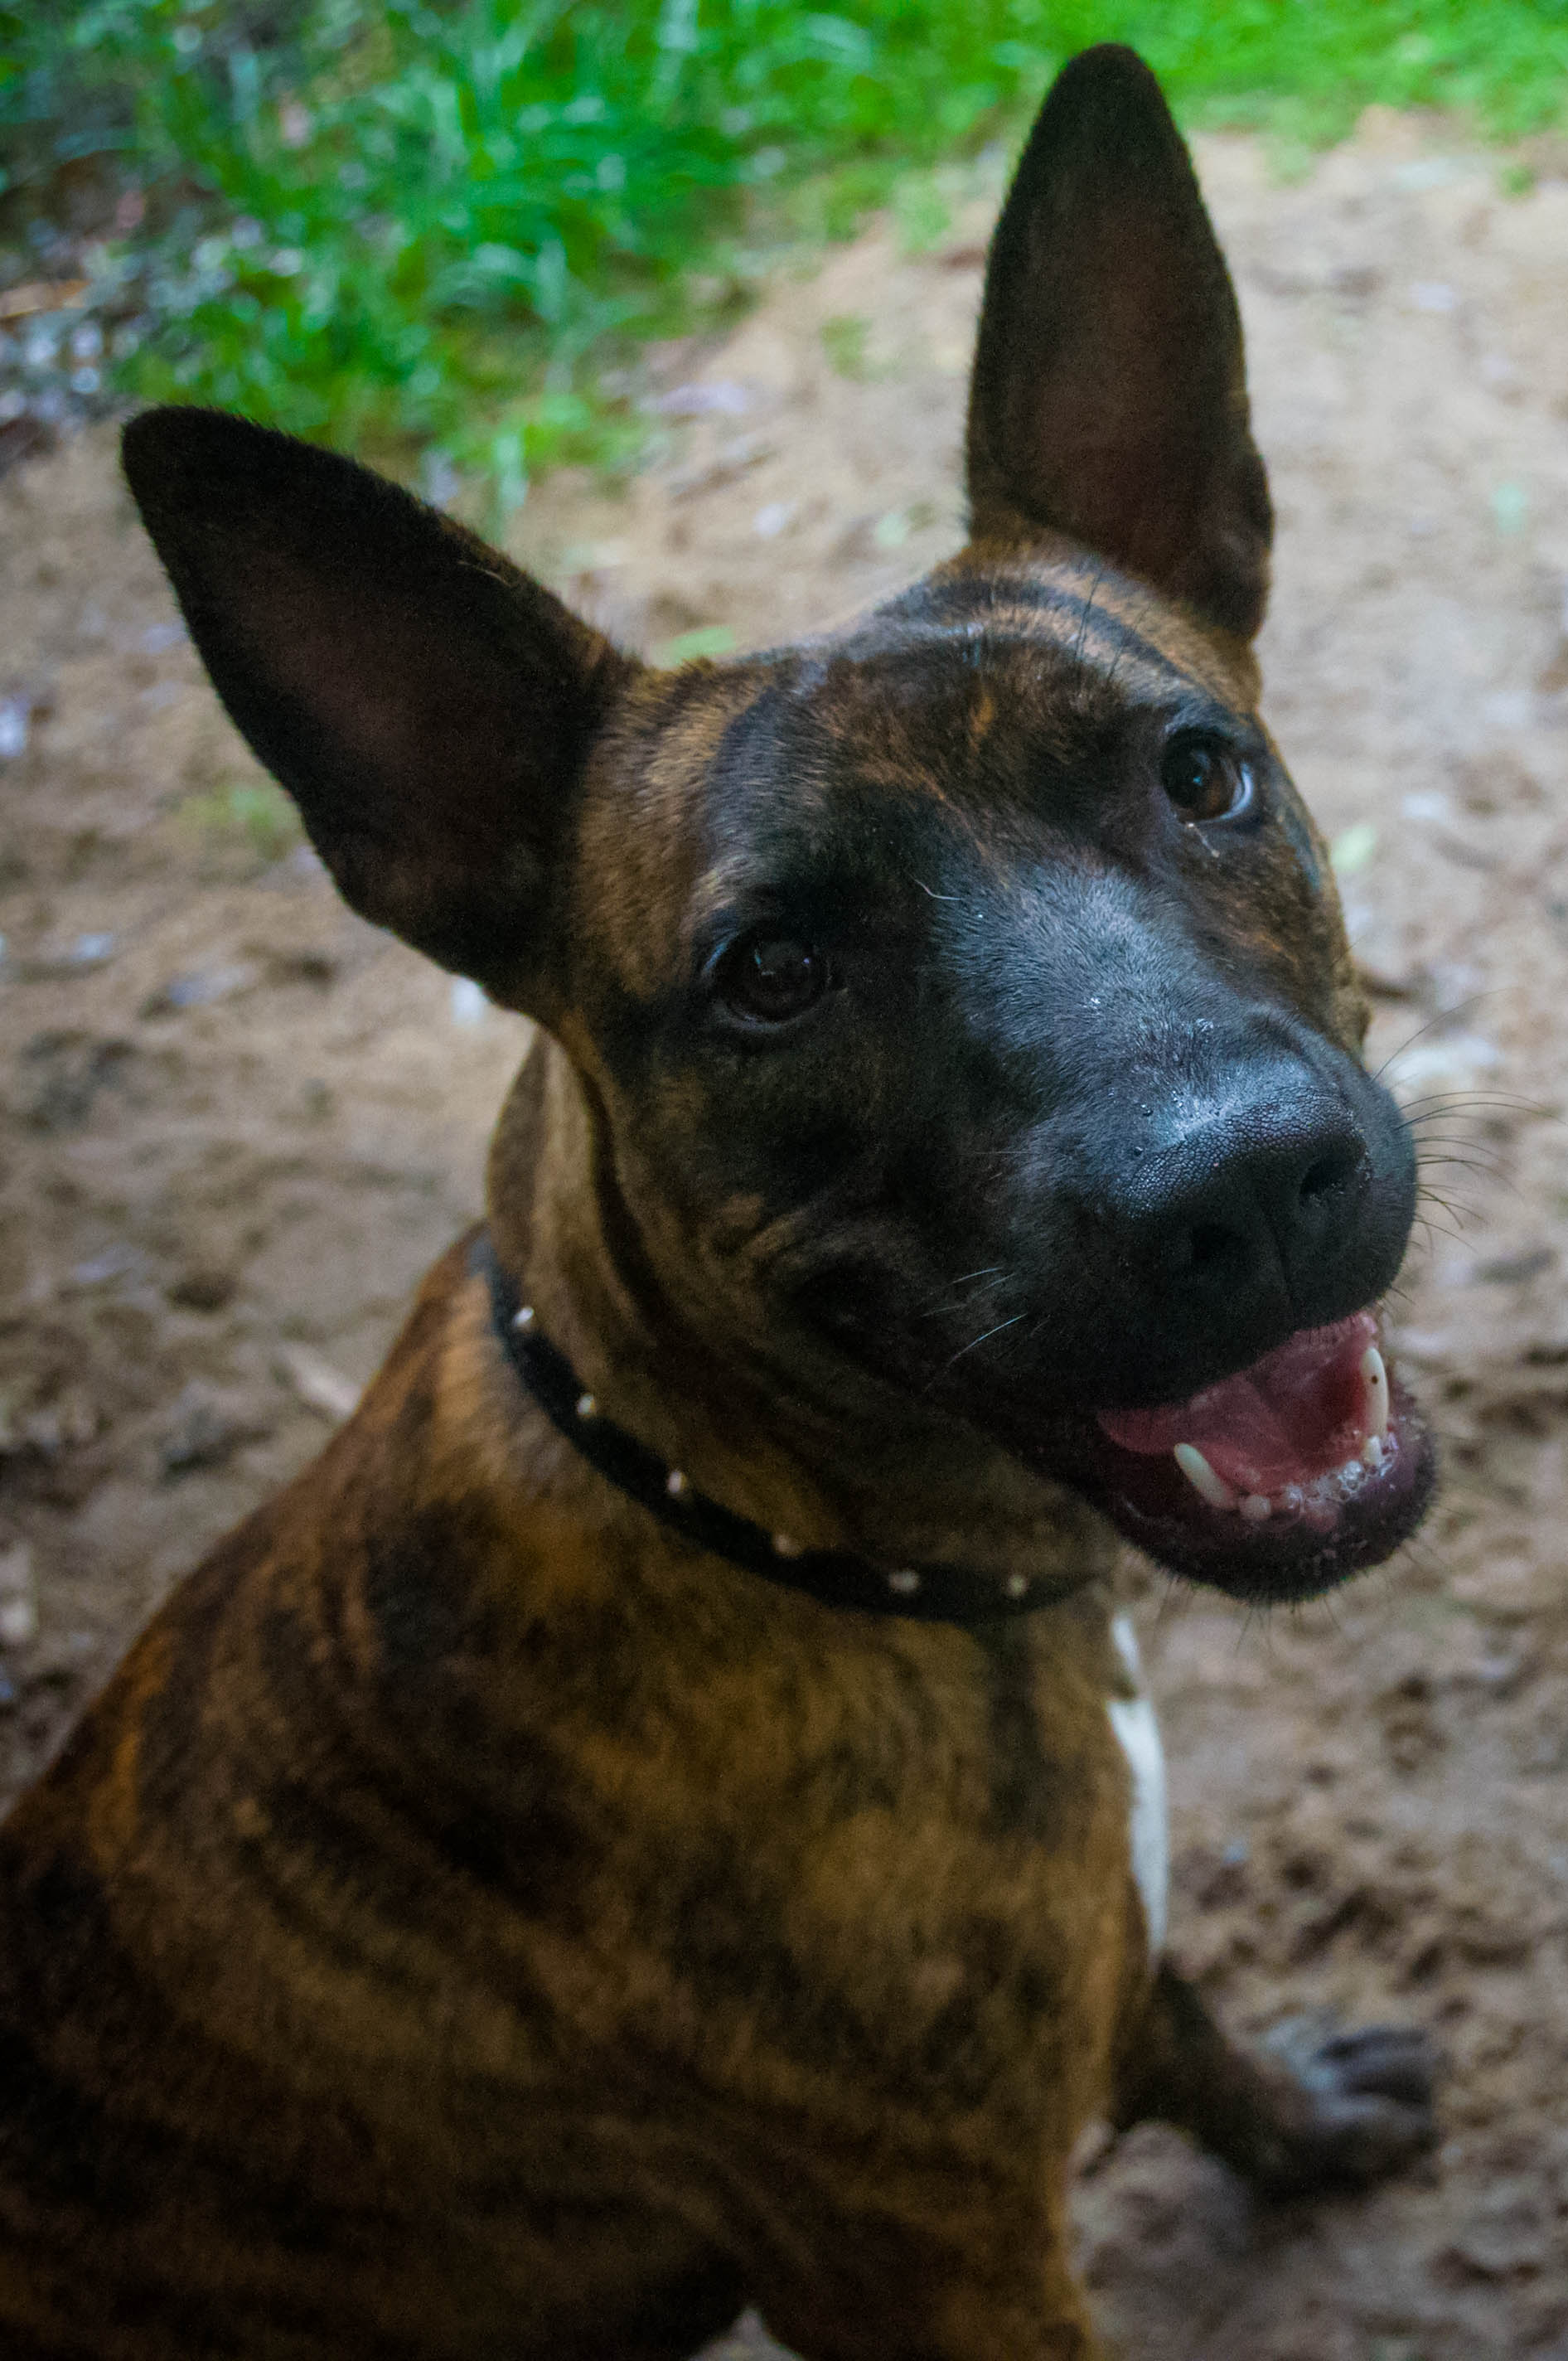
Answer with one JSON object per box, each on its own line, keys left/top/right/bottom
{"left": 1299, "top": 1145, "right": 1358, "bottom": 1207}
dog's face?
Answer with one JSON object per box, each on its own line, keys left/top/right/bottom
{"left": 123, "top": 47, "right": 1432, "bottom": 1606}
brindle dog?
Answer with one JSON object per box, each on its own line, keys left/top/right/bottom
{"left": 0, "top": 45, "right": 1436, "bottom": 2361}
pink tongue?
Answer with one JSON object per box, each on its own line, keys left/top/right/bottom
{"left": 1096, "top": 1312, "right": 1377, "bottom": 1493}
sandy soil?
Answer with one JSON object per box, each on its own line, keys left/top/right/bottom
{"left": 4, "top": 104, "right": 1568, "bottom": 2359}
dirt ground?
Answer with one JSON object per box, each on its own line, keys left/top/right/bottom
{"left": 4, "top": 104, "right": 1568, "bottom": 2359}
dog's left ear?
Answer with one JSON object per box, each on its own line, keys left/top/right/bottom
{"left": 966, "top": 45, "right": 1272, "bottom": 639}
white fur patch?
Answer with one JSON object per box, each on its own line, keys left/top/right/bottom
{"left": 1106, "top": 1612, "right": 1169, "bottom": 1957}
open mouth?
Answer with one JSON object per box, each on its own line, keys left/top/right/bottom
{"left": 1082, "top": 1309, "right": 1434, "bottom": 1603}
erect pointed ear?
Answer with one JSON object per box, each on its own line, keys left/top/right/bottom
{"left": 121, "top": 407, "right": 639, "bottom": 1004}
{"left": 965, "top": 45, "right": 1272, "bottom": 639}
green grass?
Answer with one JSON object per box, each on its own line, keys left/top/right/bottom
{"left": 172, "top": 776, "right": 302, "bottom": 868}
{"left": 4, "top": 1, "right": 1568, "bottom": 508}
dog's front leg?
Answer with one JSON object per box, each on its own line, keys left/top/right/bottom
{"left": 925, "top": 2252, "right": 1110, "bottom": 2361}
{"left": 748, "top": 2170, "right": 1113, "bottom": 2361}
{"left": 1110, "top": 1958, "right": 1436, "bottom": 2197}
{"left": 761, "top": 2251, "right": 1109, "bottom": 2361}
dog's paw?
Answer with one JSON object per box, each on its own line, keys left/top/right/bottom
{"left": 1254, "top": 2014, "right": 1439, "bottom": 2195}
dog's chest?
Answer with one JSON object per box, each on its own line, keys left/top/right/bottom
{"left": 561, "top": 1583, "right": 1166, "bottom": 2126}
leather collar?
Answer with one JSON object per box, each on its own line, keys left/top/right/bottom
{"left": 478, "top": 1233, "right": 1082, "bottom": 1626}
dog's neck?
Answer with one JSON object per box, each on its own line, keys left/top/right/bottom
{"left": 485, "top": 1034, "right": 1118, "bottom": 1593}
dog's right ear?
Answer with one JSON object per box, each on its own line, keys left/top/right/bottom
{"left": 965, "top": 46, "right": 1272, "bottom": 639}
{"left": 122, "top": 407, "right": 639, "bottom": 1007}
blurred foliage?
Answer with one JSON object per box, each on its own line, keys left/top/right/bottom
{"left": 2, "top": 0, "right": 1567, "bottom": 504}
{"left": 173, "top": 775, "right": 302, "bottom": 866}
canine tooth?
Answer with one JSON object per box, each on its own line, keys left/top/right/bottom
{"left": 1173, "top": 1443, "right": 1237, "bottom": 1512}
{"left": 1361, "top": 1344, "right": 1390, "bottom": 1441}
{"left": 1362, "top": 1433, "right": 1385, "bottom": 1469}
{"left": 1239, "top": 1493, "right": 1271, "bottom": 1525}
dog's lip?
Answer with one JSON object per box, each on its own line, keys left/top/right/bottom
{"left": 1070, "top": 1308, "right": 1433, "bottom": 1602}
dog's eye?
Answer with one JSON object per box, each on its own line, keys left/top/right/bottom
{"left": 714, "top": 933, "right": 829, "bottom": 1025}
{"left": 1160, "top": 736, "right": 1252, "bottom": 825}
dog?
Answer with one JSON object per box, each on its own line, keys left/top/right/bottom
{"left": 0, "top": 45, "right": 1436, "bottom": 2360}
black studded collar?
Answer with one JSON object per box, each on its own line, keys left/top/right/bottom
{"left": 478, "top": 1232, "right": 1080, "bottom": 1626}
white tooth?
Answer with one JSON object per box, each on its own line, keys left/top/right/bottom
{"left": 1280, "top": 1484, "right": 1305, "bottom": 1515}
{"left": 1361, "top": 1344, "right": 1390, "bottom": 1442}
{"left": 1240, "top": 1493, "right": 1271, "bottom": 1524}
{"left": 1339, "top": 1458, "right": 1364, "bottom": 1488}
{"left": 1174, "top": 1443, "right": 1238, "bottom": 1512}
{"left": 1362, "top": 1433, "right": 1385, "bottom": 1469}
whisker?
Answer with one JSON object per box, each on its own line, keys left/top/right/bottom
{"left": 1416, "top": 1182, "right": 1480, "bottom": 1219}
{"left": 1414, "top": 1147, "right": 1505, "bottom": 1168}
{"left": 1416, "top": 1192, "right": 1502, "bottom": 1215}
{"left": 1072, "top": 555, "right": 1112, "bottom": 677}
{"left": 1369, "top": 988, "right": 1508, "bottom": 1085}
{"left": 1409, "top": 1214, "right": 1465, "bottom": 1254}
{"left": 1407, "top": 1132, "right": 1508, "bottom": 1153}
{"left": 1401, "top": 1091, "right": 1542, "bottom": 1125}
{"left": 1414, "top": 1155, "right": 1508, "bottom": 1185}
{"left": 922, "top": 1310, "right": 1029, "bottom": 1394}
{"left": 914, "top": 1266, "right": 1009, "bottom": 1317}
{"left": 943, "top": 1311, "right": 1028, "bottom": 1368}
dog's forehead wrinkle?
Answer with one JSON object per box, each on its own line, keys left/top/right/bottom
{"left": 913, "top": 550, "right": 1240, "bottom": 683}
{"left": 815, "top": 644, "right": 1120, "bottom": 798}
{"left": 796, "top": 604, "right": 1242, "bottom": 786}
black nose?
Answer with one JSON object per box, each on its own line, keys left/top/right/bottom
{"left": 1104, "top": 1068, "right": 1398, "bottom": 1339}
{"left": 1159, "top": 1106, "right": 1364, "bottom": 1286}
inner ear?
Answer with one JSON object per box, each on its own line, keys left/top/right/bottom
{"left": 965, "top": 44, "right": 1272, "bottom": 640}
{"left": 122, "top": 407, "right": 639, "bottom": 1006}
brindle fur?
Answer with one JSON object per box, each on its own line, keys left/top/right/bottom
{"left": 0, "top": 46, "right": 1434, "bottom": 2361}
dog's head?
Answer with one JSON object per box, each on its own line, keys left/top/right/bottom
{"left": 123, "top": 46, "right": 1431, "bottom": 1605}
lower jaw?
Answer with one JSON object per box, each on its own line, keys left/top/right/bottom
{"left": 1083, "top": 1380, "right": 1436, "bottom": 1605}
